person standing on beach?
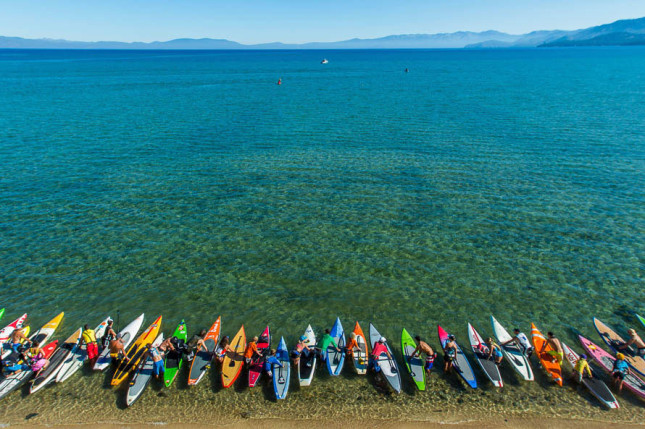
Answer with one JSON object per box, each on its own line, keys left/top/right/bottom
{"left": 443, "top": 335, "right": 458, "bottom": 373}
{"left": 541, "top": 332, "right": 563, "bottom": 364}
{"left": 244, "top": 336, "right": 262, "bottom": 365}
{"left": 291, "top": 335, "right": 313, "bottom": 366}
{"left": 101, "top": 319, "right": 116, "bottom": 349}
{"left": 502, "top": 329, "right": 534, "bottom": 358}
{"left": 109, "top": 334, "right": 130, "bottom": 364}
{"left": 145, "top": 343, "right": 165, "bottom": 379}
{"left": 82, "top": 324, "right": 100, "bottom": 367}
{"left": 612, "top": 353, "right": 630, "bottom": 393}
{"left": 412, "top": 335, "right": 437, "bottom": 377}
{"left": 318, "top": 329, "right": 341, "bottom": 362}
{"left": 571, "top": 354, "right": 593, "bottom": 383}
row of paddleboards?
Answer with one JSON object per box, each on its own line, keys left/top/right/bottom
{"left": 1, "top": 309, "right": 644, "bottom": 409}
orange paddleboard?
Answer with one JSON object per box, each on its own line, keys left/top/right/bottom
{"left": 530, "top": 323, "right": 563, "bottom": 386}
{"left": 221, "top": 325, "right": 246, "bottom": 388}
{"left": 352, "top": 321, "right": 368, "bottom": 374}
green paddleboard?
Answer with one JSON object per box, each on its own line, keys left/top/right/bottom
{"left": 0, "top": 308, "right": 4, "bottom": 322}
{"left": 164, "top": 320, "right": 188, "bottom": 387}
{"left": 637, "top": 314, "right": 645, "bottom": 329}
{"left": 401, "top": 328, "right": 426, "bottom": 391}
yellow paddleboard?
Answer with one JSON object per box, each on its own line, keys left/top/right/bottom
{"left": 111, "top": 315, "right": 162, "bottom": 386}
{"left": 221, "top": 325, "right": 246, "bottom": 388}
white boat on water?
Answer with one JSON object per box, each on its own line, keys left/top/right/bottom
{"left": 321, "top": 59, "right": 328, "bottom": 64}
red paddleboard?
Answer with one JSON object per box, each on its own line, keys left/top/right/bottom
{"left": 249, "top": 326, "right": 270, "bottom": 387}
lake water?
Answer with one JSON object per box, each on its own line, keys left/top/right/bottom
{"left": 0, "top": 48, "right": 643, "bottom": 424}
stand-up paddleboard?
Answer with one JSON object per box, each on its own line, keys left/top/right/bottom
{"left": 187, "top": 316, "right": 220, "bottom": 386}
{"left": 163, "top": 319, "right": 187, "bottom": 388}
{"left": 326, "top": 317, "right": 346, "bottom": 376}
{"left": 0, "top": 313, "right": 28, "bottom": 356}
{"left": 562, "top": 342, "right": 619, "bottom": 409}
{"left": 637, "top": 314, "right": 645, "bottom": 329}
{"left": 579, "top": 335, "right": 645, "bottom": 401}
{"left": 530, "top": 323, "right": 563, "bottom": 386}
{"left": 56, "top": 317, "right": 110, "bottom": 384}
{"left": 401, "top": 328, "right": 425, "bottom": 390}
{"left": 111, "top": 316, "right": 162, "bottom": 386}
{"left": 298, "top": 324, "right": 317, "bottom": 386}
{"left": 249, "top": 325, "right": 270, "bottom": 387}
{"left": 593, "top": 318, "right": 645, "bottom": 377}
{"left": 30, "top": 327, "right": 82, "bottom": 394}
{"left": 0, "top": 308, "right": 4, "bottom": 322}
{"left": 0, "top": 312, "right": 63, "bottom": 400}
{"left": 221, "top": 325, "right": 245, "bottom": 388}
{"left": 369, "top": 323, "right": 402, "bottom": 393}
{"left": 490, "top": 316, "right": 533, "bottom": 381}
{"left": 94, "top": 313, "right": 144, "bottom": 371}
{"left": 438, "top": 325, "right": 477, "bottom": 389}
{"left": 351, "top": 322, "right": 368, "bottom": 375}
{"left": 273, "top": 336, "right": 290, "bottom": 399}
{"left": 126, "top": 333, "right": 164, "bottom": 407}
{"left": 467, "top": 323, "right": 503, "bottom": 387}
{"left": 0, "top": 339, "right": 59, "bottom": 400}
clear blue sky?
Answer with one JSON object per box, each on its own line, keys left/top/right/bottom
{"left": 3, "top": 0, "right": 645, "bottom": 44}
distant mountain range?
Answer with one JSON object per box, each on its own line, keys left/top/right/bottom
{"left": 1, "top": 17, "right": 644, "bottom": 50}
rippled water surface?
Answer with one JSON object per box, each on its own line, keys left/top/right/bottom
{"left": 0, "top": 48, "right": 643, "bottom": 423}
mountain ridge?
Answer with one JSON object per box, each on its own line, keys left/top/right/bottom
{"left": 1, "top": 17, "right": 644, "bottom": 50}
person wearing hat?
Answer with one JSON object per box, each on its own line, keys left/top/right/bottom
{"left": 443, "top": 335, "right": 458, "bottom": 373}
{"left": 612, "top": 353, "right": 630, "bottom": 393}
{"left": 291, "top": 335, "right": 313, "bottom": 366}
{"left": 370, "top": 337, "right": 392, "bottom": 373}
{"left": 617, "top": 329, "right": 645, "bottom": 357}
{"left": 571, "top": 353, "right": 592, "bottom": 383}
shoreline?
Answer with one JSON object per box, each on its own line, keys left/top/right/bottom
{"left": 5, "top": 416, "right": 645, "bottom": 429}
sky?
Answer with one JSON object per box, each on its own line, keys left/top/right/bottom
{"left": 2, "top": 0, "right": 645, "bottom": 44}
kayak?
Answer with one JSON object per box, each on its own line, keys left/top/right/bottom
{"left": 438, "top": 325, "right": 477, "bottom": 389}
{"left": 0, "top": 313, "right": 28, "bottom": 357}
{"left": 369, "top": 323, "right": 402, "bottom": 393}
{"left": 579, "top": 335, "right": 645, "bottom": 401}
{"left": 56, "top": 316, "right": 111, "bottom": 383}
{"left": 326, "top": 317, "right": 346, "bottom": 376}
{"left": 111, "top": 315, "right": 162, "bottom": 386}
{"left": 221, "top": 325, "right": 245, "bottom": 388}
{"left": 298, "top": 324, "right": 317, "bottom": 386}
{"left": 530, "top": 323, "right": 563, "bottom": 386}
{"left": 467, "top": 323, "right": 503, "bottom": 387}
{"left": 351, "top": 322, "right": 368, "bottom": 375}
{"left": 273, "top": 336, "right": 290, "bottom": 399}
{"left": 249, "top": 325, "right": 270, "bottom": 387}
{"left": 637, "top": 314, "right": 645, "bottom": 329}
{"left": 0, "top": 312, "right": 64, "bottom": 400}
{"left": 163, "top": 319, "right": 188, "bottom": 388}
{"left": 490, "top": 316, "right": 533, "bottom": 381}
{"left": 126, "top": 333, "right": 164, "bottom": 407}
{"left": 562, "top": 341, "right": 619, "bottom": 409}
{"left": 30, "top": 327, "right": 82, "bottom": 394}
{"left": 187, "top": 316, "right": 221, "bottom": 386}
{"left": 593, "top": 318, "right": 645, "bottom": 377}
{"left": 94, "top": 313, "right": 144, "bottom": 371}
{"left": 401, "top": 327, "right": 425, "bottom": 390}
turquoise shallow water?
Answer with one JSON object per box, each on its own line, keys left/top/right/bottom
{"left": 0, "top": 48, "right": 644, "bottom": 422}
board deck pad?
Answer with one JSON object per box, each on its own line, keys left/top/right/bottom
{"left": 562, "top": 342, "right": 619, "bottom": 409}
